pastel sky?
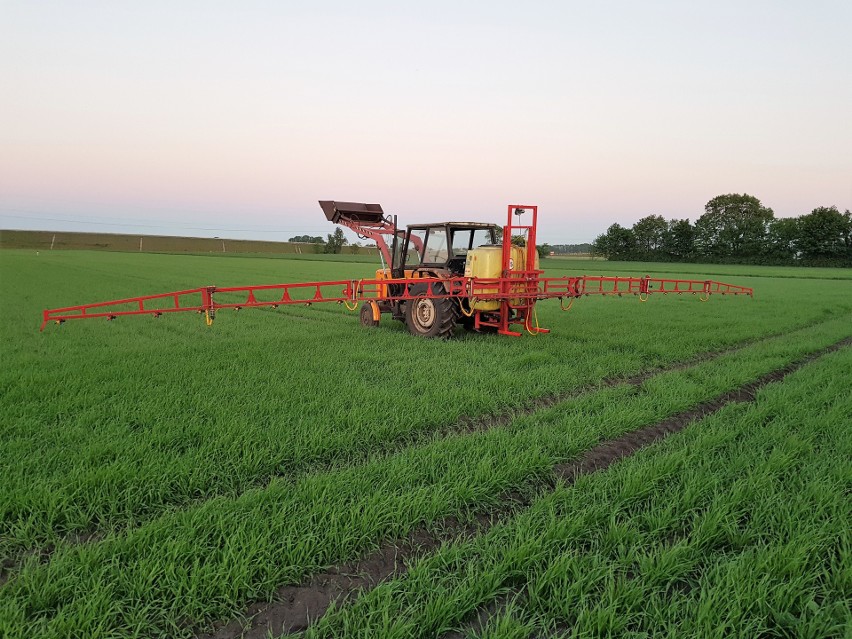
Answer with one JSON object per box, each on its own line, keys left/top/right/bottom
{"left": 2, "top": 1, "right": 850, "bottom": 244}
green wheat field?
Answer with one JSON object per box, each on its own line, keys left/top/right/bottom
{"left": 1, "top": 249, "right": 850, "bottom": 638}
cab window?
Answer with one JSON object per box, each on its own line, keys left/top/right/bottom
{"left": 423, "top": 228, "right": 448, "bottom": 263}
{"left": 451, "top": 229, "right": 474, "bottom": 256}
{"left": 473, "top": 228, "right": 495, "bottom": 247}
{"left": 404, "top": 229, "right": 427, "bottom": 266}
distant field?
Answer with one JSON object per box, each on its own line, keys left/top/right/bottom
{"left": 1, "top": 249, "right": 850, "bottom": 638}
{"left": 547, "top": 257, "right": 852, "bottom": 280}
{"left": 544, "top": 253, "right": 596, "bottom": 260}
{"left": 0, "top": 229, "right": 378, "bottom": 258}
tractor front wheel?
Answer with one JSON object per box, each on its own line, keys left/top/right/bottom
{"left": 405, "top": 284, "right": 457, "bottom": 338}
{"left": 359, "top": 302, "right": 380, "bottom": 328}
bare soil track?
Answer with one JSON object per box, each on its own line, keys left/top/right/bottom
{"left": 197, "top": 336, "right": 851, "bottom": 639}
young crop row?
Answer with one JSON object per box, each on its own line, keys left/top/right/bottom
{"left": 2, "top": 311, "right": 831, "bottom": 557}
{"left": 1, "top": 315, "right": 849, "bottom": 638}
{"left": 3, "top": 250, "right": 852, "bottom": 559}
{"left": 307, "top": 346, "right": 852, "bottom": 638}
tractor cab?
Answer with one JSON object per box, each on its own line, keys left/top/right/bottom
{"left": 395, "top": 222, "right": 499, "bottom": 277}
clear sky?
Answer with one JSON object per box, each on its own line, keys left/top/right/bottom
{"left": 1, "top": 1, "right": 850, "bottom": 244}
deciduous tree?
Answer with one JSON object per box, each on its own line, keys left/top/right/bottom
{"left": 632, "top": 215, "right": 668, "bottom": 258}
{"left": 764, "top": 217, "right": 799, "bottom": 260}
{"left": 324, "top": 228, "right": 348, "bottom": 254}
{"left": 661, "top": 219, "right": 695, "bottom": 260}
{"left": 592, "top": 224, "right": 636, "bottom": 260}
{"left": 797, "top": 206, "right": 851, "bottom": 259}
{"left": 695, "top": 194, "right": 774, "bottom": 258}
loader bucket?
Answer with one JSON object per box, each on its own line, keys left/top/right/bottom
{"left": 319, "top": 201, "right": 385, "bottom": 225}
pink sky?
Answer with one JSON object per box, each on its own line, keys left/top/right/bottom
{"left": 2, "top": 1, "right": 850, "bottom": 244}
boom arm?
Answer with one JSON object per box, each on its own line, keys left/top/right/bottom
{"left": 40, "top": 202, "right": 753, "bottom": 334}
{"left": 40, "top": 274, "right": 753, "bottom": 331}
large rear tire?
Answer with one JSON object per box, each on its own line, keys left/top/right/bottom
{"left": 405, "top": 283, "right": 458, "bottom": 338}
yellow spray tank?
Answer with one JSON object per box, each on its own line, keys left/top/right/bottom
{"left": 464, "top": 245, "right": 539, "bottom": 310}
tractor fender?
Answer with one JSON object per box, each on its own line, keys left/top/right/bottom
{"left": 368, "top": 300, "right": 381, "bottom": 322}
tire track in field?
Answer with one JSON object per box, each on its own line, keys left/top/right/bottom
{"left": 444, "top": 335, "right": 852, "bottom": 639}
{"left": 0, "top": 338, "right": 749, "bottom": 587}
{"left": 254, "top": 312, "right": 847, "bottom": 481}
{"left": 0, "top": 317, "right": 844, "bottom": 584}
{"left": 0, "top": 324, "right": 805, "bottom": 579}
{"left": 195, "top": 336, "right": 851, "bottom": 639}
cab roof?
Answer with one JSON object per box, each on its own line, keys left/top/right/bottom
{"left": 406, "top": 222, "right": 499, "bottom": 230}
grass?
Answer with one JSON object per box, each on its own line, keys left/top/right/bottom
{"left": 4, "top": 251, "right": 849, "bottom": 554}
{"left": 307, "top": 347, "right": 852, "bottom": 638}
{"left": 0, "top": 248, "right": 850, "bottom": 638}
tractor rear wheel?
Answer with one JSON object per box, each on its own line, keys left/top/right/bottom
{"left": 405, "top": 283, "right": 458, "bottom": 338}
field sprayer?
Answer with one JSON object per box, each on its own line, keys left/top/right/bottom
{"left": 40, "top": 203, "right": 753, "bottom": 337}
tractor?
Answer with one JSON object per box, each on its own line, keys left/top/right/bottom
{"left": 41, "top": 202, "right": 753, "bottom": 336}
{"left": 321, "top": 200, "right": 512, "bottom": 337}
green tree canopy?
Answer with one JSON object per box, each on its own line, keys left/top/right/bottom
{"left": 797, "top": 206, "right": 851, "bottom": 259}
{"left": 585, "top": 195, "right": 850, "bottom": 267}
{"left": 592, "top": 224, "right": 636, "bottom": 260}
{"left": 695, "top": 194, "right": 774, "bottom": 258}
{"left": 289, "top": 235, "right": 325, "bottom": 243}
{"left": 324, "top": 228, "right": 348, "bottom": 254}
{"left": 632, "top": 215, "right": 668, "bottom": 257}
{"left": 660, "top": 219, "right": 695, "bottom": 260}
{"left": 764, "top": 217, "right": 799, "bottom": 260}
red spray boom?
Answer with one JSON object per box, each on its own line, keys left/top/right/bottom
{"left": 40, "top": 204, "right": 753, "bottom": 336}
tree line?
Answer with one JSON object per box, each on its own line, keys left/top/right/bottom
{"left": 550, "top": 243, "right": 593, "bottom": 255}
{"left": 592, "top": 194, "right": 852, "bottom": 266}
{"left": 289, "top": 228, "right": 349, "bottom": 254}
